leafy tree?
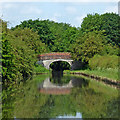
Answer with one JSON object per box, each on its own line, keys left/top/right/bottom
{"left": 81, "top": 13, "right": 102, "bottom": 33}
{"left": 2, "top": 20, "right": 18, "bottom": 87}
{"left": 2, "top": 19, "right": 49, "bottom": 87}
{"left": 48, "top": 22, "right": 79, "bottom": 52}
{"left": 9, "top": 28, "right": 49, "bottom": 54}
{"left": 81, "top": 13, "right": 120, "bottom": 46}
{"left": 13, "top": 19, "right": 55, "bottom": 51}
{"left": 13, "top": 19, "right": 79, "bottom": 52}
{"left": 71, "top": 31, "right": 105, "bottom": 63}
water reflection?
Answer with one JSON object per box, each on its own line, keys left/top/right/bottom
{"left": 56, "top": 112, "right": 82, "bottom": 118}
{"left": 50, "top": 112, "right": 82, "bottom": 119}
{"left": 2, "top": 74, "right": 119, "bottom": 119}
{"left": 51, "top": 71, "right": 63, "bottom": 85}
{"left": 39, "top": 72, "right": 89, "bottom": 95}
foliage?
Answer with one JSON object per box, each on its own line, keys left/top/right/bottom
{"left": 2, "top": 19, "right": 48, "bottom": 87}
{"left": 13, "top": 19, "right": 79, "bottom": 52}
{"left": 102, "top": 44, "right": 119, "bottom": 56}
{"left": 89, "top": 55, "right": 119, "bottom": 70}
{"left": 34, "top": 64, "right": 49, "bottom": 73}
{"left": 81, "top": 13, "right": 120, "bottom": 46}
{"left": 10, "top": 28, "right": 49, "bottom": 54}
{"left": 7, "top": 31, "right": 35, "bottom": 78}
{"left": 2, "top": 20, "right": 18, "bottom": 87}
{"left": 13, "top": 19, "right": 54, "bottom": 48}
{"left": 71, "top": 31, "right": 105, "bottom": 63}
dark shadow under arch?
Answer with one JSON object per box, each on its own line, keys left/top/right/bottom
{"left": 49, "top": 61, "right": 71, "bottom": 71}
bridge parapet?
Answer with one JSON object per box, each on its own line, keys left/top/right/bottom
{"left": 38, "top": 52, "right": 71, "bottom": 60}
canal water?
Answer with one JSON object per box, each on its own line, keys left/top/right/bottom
{"left": 2, "top": 72, "right": 119, "bottom": 119}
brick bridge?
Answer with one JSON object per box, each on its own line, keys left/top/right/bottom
{"left": 37, "top": 52, "right": 73, "bottom": 69}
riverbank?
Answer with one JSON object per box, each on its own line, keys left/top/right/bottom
{"left": 64, "top": 69, "right": 119, "bottom": 88}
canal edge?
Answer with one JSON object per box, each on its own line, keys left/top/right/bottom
{"left": 64, "top": 72, "right": 120, "bottom": 89}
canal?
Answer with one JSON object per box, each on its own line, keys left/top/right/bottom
{"left": 2, "top": 72, "right": 119, "bottom": 119}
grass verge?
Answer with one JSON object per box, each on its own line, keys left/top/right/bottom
{"left": 64, "top": 68, "right": 119, "bottom": 81}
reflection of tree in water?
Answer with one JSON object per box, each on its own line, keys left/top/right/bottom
{"left": 3, "top": 75, "right": 119, "bottom": 118}
{"left": 106, "top": 98, "right": 119, "bottom": 118}
{"left": 51, "top": 71, "right": 63, "bottom": 85}
{"left": 70, "top": 86, "right": 119, "bottom": 118}
{"left": 51, "top": 73, "right": 89, "bottom": 88}
{"left": 51, "top": 72, "right": 89, "bottom": 87}
{"left": 71, "top": 76, "right": 89, "bottom": 88}
{"left": 38, "top": 95, "right": 77, "bottom": 118}
{"left": 2, "top": 89, "right": 15, "bottom": 118}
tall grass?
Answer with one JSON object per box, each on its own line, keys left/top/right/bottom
{"left": 79, "top": 69, "right": 118, "bottom": 81}
{"left": 89, "top": 55, "right": 118, "bottom": 70}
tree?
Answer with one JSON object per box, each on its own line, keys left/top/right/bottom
{"left": 2, "top": 19, "right": 49, "bottom": 87}
{"left": 13, "top": 19, "right": 79, "bottom": 52}
{"left": 2, "top": 20, "right": 18, "bottom": 87}
{"left": 10, "top": 28, "right": 49, "bottom": 54}
{"left": 13, "top": 19, "right": 55, "bottom": 51}
{"left": 81, "top": 13, "right": 120, "bottom": 46}
{"left": 71, "top": 31, "right": 105, "bottom": 63}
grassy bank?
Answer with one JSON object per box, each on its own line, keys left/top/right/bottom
{"left": 64, "top": 68, "right": 119, "bottom": 81}
{"left": 33, "top": 65, "right": 50, "bottom": 74}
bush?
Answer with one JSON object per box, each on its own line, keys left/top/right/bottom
{"left": 89, "top": 55, "right": 118, "bottom": 70}
{"left": 34, "top": 65, "right": 49, "bottom": 73}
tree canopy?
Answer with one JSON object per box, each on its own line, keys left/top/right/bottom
{"left": 13, "top": 19, "right": 79, "bottom": 52}
{"left": 81, "top": 13, "right": 120, "bottom": 46}
{"left": 1, "top": 19, "right": 48, "bottom": 87}
{"left": 71, "top": 31, "right": 105, "bottom": 63}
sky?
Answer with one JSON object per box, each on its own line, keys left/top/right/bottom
{"left": 0, "top": 0, "right": 119, "bottom": 28}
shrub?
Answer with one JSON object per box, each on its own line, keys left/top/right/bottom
{"left": 89, "top": 55, "right": 118, "bottom": 70}
{"left": 34, "top": 65, "right": 49, "bottom": 73}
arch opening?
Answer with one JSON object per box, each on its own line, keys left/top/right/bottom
{"left": 49, "top": 61, "right": 71, "bottom": 71}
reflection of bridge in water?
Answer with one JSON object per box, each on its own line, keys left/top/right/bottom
{"left": 39, "top": 77, "right": 89, "bottom": 95}
{"left": 39, "top": 77, "right": 73, "bottom": 95}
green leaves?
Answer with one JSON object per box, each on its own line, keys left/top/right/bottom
{"left": 13, "top": 19, "right": 79, "bottom": 52}
{"left": 89, "top": 55, "right": 119, "bottom": 70}
{"left": 81, "top": 13, "right": 120, "bottom": 46}
{"left": 2, "top": 19, "right": 50, "bottom": 87}
{"left": 71, "top": 31, "right": 105, "bottom": 63}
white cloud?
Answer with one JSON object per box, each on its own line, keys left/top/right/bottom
{"left": 66, "top": 6, "right": 77, "bottom": 14}
{"left": 1, "top": 3, "right": 18, "bottom": 9}
{"left": 1, "top": 0, "right": 119, "bottom": 2}
{"left": 0, "top": 3, "right": 2, "bottom": 17}
{"left": 50, "top": 13, "right": 61, "bottom": 22}
{"left": 104, "top": 6, "right": 118, "bottom": 14}
{"left": 75, "top": 14, "right": 87, "bottom": 24}
{"left": 20, "top": 7, "right": 42, "bottom": 14}
{"left": 2, "top": 4, "right": 13, "bottom": 9}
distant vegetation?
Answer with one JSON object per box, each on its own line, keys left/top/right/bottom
{"left": 1, "top": 12, "right": 120, "bottom": 87}
{"left": 89, "top": 55, "right": 118, "bottom": 70}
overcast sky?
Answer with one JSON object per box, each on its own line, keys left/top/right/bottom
{"left": 0, "top": 0, "right": 119, "bottom": 28}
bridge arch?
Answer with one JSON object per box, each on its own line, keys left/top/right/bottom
{"left": 42, "top": 59, "right": 73, "bottom": 69}
{"left": 37, "top": 52, "right": 73, "bottom": 69}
